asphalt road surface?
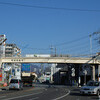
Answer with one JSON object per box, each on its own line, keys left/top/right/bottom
{"left": 0, "top": 85, "right": 100, "bottom": 100}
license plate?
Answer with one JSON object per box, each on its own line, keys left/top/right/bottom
{"left": 85, "top": 91, "right": 88, "bottom": 93}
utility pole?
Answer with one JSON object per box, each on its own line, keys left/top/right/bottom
{"left": 89, "top": 32, "right": 100, "bottom": 57}
{"left": 50, "top": 45, "right": 57, "bottom": 57}
{"left": 55, "top": 47, "right": 57, "bottom": 57}
{"left": 50, "top": 45, "right": 54, "bottom": 56}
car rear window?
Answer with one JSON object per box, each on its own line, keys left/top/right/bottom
{"left": 10, "top": 79, "right": 18, "bottom": 83}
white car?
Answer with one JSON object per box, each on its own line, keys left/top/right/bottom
{"left": 80, "top": 81, "right": 100, "bottom": 96}
{"left": 9, "top": 79, "right": 23, "bottom": 90}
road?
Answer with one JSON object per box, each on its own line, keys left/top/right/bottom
{"left": 0, "top": 85, "right": 100, "bottom": 100}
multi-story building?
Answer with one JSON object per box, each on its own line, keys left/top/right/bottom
{"left": 5, "top": 44, "right": 21, "bottom": 57}
{"left": 2, "top": 43, "right": 21, "bottom": 84}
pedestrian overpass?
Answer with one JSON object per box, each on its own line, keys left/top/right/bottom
{"left": 0, "top": 56, "right": 100, "bottom": 65}
{"left": 0, "top": 56, "right": 100, "bottom": 82}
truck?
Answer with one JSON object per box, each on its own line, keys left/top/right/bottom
{"left": 21, "top": 72, "right": 36, "bottom": 86}
{"left": 45, "top": 72, "right": 51, "bottom": 83}
{"left": 39, "top": 72, "right": 51, "bottom": 83}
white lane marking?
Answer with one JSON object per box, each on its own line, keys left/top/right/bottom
{"left": 98, "top": 95, "right": 100, "bottom": 100}
{"left": 28, "top": 97, "right": 39, "bottom": 100}
{"left": 3, "top": 92, "right": 43, "bottom": 100}
{"left": 53, "top": 90, "right": 70, "bottom": 100}
{"left": 0, "top": 96, "right": 6, "bottom": 98}
{"left": 45, "top": 89, "right": 47, "bottom": 91}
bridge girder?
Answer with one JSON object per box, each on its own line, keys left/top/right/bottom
{"left": 0, "top": 57, "right": 100, "bottom": 65}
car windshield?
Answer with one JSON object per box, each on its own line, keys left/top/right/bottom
{"left": 87, "top": 82, "right": 99, "bottom": 86}
{"left": 10, "top": 79, "right": 18, "bottom": 83}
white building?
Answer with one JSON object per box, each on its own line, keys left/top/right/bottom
{"left": 5, "top": 44, "right": 21, "bottom": 80}
{"left": 0, "top": 42, "right": 22, "bottom": 84}
{"left": 5, "top": 44, "right": 21, "bottom": 57}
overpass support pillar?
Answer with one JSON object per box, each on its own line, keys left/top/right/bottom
{"left": 0, "top": 59, "right": 2, "bottom": 68}
{"left": 98, "top": 65, "right": 100, "bottom": 81}
{"left": 92, "top": 65, "right": 95, "bottom": 81}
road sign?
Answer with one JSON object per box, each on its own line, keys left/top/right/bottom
{"left": 71, "top": 73, "right": 75, "bottom": 77}
{"left": 71, "top": 68, "right": 75, "bottom": 71}
{"left": 83, "top": 70, "right": 87, "bottom": 75}
{"left": 71, "top": 68, "right": 75, "bottom": 77}
{"left": 21, "top": 63, "right": 31, "bottom": 72}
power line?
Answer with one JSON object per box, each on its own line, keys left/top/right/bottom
{"left": 22, "top": 47, "right": 50, "bottom": 51}
{"left": 25, "top": 47, "right": 50, "bottom": 51}
{"left": 55, "top": 35, "right": 89, "bottom": 47}
{"left": 55, "top": 33, "right": 99, "bottom": 54}
{"left": 57, "top": 37, "right": 99, "bottom": 55}
{"left": 18, "top": 44, "right": 50, "bottom": 51}
{"left": 58, "top": 42, "right": 99, "bottom": 55}
{"left": 60, "top": 43, "right": 89, "bottom": 52}
{"left": 17, "top": 32, "right": 99, "bottom": 55}
{"left": 71, "top": 44, "right": 99, "bottom": 55}
{"left": 58, "top": 39, "right": 89, "bottom": 50}
{"left": 71, "top": 53, "right": 97, "bottom": 57}
{"left": 0, "top": 1, "right": 100, "bottom": 12}
{"left": 19, "top": 35, "right": 98, "bottom": 54}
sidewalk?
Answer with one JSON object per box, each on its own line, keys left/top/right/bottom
{"left": 0, "top": 84, "right": 9, "bottom": 91}
{"left": 0, "top": 86, "right": 9, "bottom": 90}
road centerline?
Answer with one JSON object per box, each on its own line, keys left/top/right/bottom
{"left": 2, "top": 92, "right": 43, "bottom": 100}
{"left": 0, "top": 96, "right": 6, "bottom": 99}
{"left": 28, "top": 97, "right": 39, "bottom": 100}
{"left": 52, "top": 90, "right": 70, "bottom": 100}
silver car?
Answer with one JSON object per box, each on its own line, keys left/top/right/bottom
{"left": 80, "top": 81, "right": 100, "bottom": 96}
{"left": 9, "top": 79, "right": 23, "bottom": 90}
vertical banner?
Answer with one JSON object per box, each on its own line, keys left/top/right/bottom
{"left": 0, "top": 69, "right": 2, "bottom": 81}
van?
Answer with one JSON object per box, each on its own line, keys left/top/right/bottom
{"left": 9, "top": 79, "right": 23, "bottom": 90}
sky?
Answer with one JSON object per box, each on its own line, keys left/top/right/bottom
{"left": 0, "top": 0, "right": 100, "bottom": 56}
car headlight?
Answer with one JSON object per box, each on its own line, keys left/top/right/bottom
{"left": 89, "top": 88, "right": 96, "bottom": 91}
{"left": 93, "top": 88, "right": 97, "bottom": 91}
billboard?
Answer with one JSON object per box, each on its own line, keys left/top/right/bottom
{"left": 21, "top": 63, "right": 30, "bottom": 72}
